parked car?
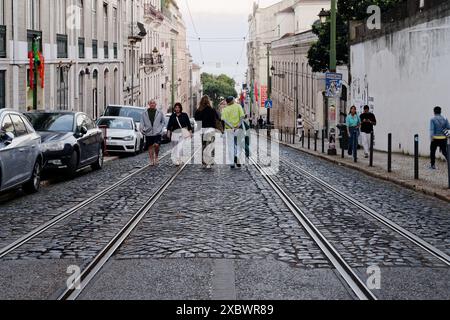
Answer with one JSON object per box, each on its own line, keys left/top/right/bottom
{"left": 24, "top": 111, "right": 104, "bottom": 177}
{"left": 104, "top": 105, "right": 146, "bottom": 148}
{"left": 0, "top": 109, "right": 43, "bottom": 194}
{"left": 97, "top": 116, "right": 142, "bottom": 155}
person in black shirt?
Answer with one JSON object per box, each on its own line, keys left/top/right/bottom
{"left": 167, "top": 103, "right": 193, "bottom": 166}
{"left": 195, "top": 95, "right": 220, "bottom": 169}
{"left": 359, "top": 105, "right": 377, "bottom": 158}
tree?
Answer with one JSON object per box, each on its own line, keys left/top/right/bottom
{"left": 201, "top": 73, "right": 237, "bottom": 106}
{"left": 307, "top": 0, "right": 403, "bottom": 72}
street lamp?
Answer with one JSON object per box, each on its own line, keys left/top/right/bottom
{"left": 318, "top": 8, "right": 330, "bottom": 24}
{"left": 318, "top": 1, "right": 338, "bottom": 155}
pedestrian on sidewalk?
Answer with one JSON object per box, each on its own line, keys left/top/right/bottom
{"left": 140, "top": 100, "right": 166, "bottom": 166}
{"left": 195, "top": 95, "right": 221, "bottom": 169}
{"left": 297, "top": 114, "right": 304, "bottom": 140}
{"left": 346, "top": 106, "right": 361, "bottom": 158}
{"left": 360, "top": 105, "right": 377, "bottom": 158}
{"left": 258, "top": 116, "right": 264, "bottom": 129}
{"left": 222, "top": 96, "right": 245, "bottom": 169}
{"left": 167, "top": 103, "right": 193, "bottom": 166}
{"left": 429, "top": 106, "right": 450, "bottom": 170}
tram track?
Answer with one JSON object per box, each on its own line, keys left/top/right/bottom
{"left": 278, "top": 155, "right": 450, "bottom": 267}
{"left": 250, "top": 157, "right": 377, "bottom": 300}
{"left": 0, "top": 152, "right": 172, "bottom": 259}
{"left": 58, "top": 151, "right": 197, "bottom": 300}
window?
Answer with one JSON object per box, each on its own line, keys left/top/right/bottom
{"left": 92, "top": 0, "right": 98, "bottom": 39}
{"left": 56, "top": 67, "right": 69, "bottom": 110}
{"left": 0, "top": 25, "right": 6, "bottom": 58}
{"left": 56, "top": 0, "right": 66, "bottom": 35}
{"left": 113, "top": 43, "right": 118, "bottom": 59}
{"left": 104, "top": 41, "right": 109, "bottom": 59}
{"left": 92, "top": 39, "right": 98, "bottom": 59}
{"left": 77, "top": 114, "right": 94, "bottom": 131}
{"left": 78, "top": 37, "right": 85, "bottom": 58}
{"left": 103, "top": 3, "right": 108, "bottom": 41}
{"left": 10, "top": 114, "right": 28, "bottom": 137}
{"left": 27, "top": 0, "right": 40, "bottom": 30}
{"left": 113, "top": 7, "right": 118, "bottom": 43}
{"left": 0, "top": 70, "right": 5, "bottom": 109}
{"left": 57, "top": 34, "right": 68, "bottom": 58}
{"left": 77, "top": 0, "right": 84, "bottom": 37}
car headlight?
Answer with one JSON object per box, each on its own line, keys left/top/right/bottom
{"left": 41, "top": 141, "right": 66, "bottom": 152}
{"left": 123, "top": 136, "right": 134, "bottom": 141}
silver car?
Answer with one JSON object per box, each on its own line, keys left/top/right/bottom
{"left": 0, "top": 109, "right": 43, "bottom": 194}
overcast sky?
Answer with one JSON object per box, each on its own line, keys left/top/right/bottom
{"left": 178, "top": 0, "right": 280, "bottom": 88}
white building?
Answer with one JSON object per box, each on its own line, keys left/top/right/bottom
{"left": 349, "top": 0, "right": 450, "bottom": 156}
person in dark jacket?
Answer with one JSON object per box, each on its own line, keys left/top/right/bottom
{"left": 167, "top": 103, "right": 193, "bottom": 166}
{"left": 429, "top": 106, "right": 450, "bottom": 169}
{"left": 195, "top": 95, "right": 220, "bottom": 169}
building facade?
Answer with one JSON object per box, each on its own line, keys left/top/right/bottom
{"left": 0, "top": 0, "right": 195, "bottom": 118}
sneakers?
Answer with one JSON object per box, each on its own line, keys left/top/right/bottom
{"left": 365, "top": 153, "right": 369, "bottom": 159}
{"left": 429, "top": 165, "right": 437, "bottom": 170}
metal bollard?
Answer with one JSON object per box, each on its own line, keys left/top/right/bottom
{"left": 280, "top": 128, "right": 283, "bottom": 142}
{"left": 388, "top": 133, "right": 392, "bottom": 172}
{"left": 322, "top": 129, "right": 325, "bottom": 154}
{"left": 314, "top": 131, "right": 318, "bottom": 151}
{"left": 302, "top": 130, "right": 305, "bottom": 148}
{"left": 414, "top": 134, "right": 419, "bottom": 180}
{"left": 292, "top": 128, "right": 296, "bottom": 145}
{"left": 308, "top": 129, "right": 311, "bottom": 150}
{"left": 369, "top": 131, "right": 374, "bottom": 167}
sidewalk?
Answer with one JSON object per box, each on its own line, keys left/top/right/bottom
{"left": 274, "top": 134, "right": 450, "bottom": 202}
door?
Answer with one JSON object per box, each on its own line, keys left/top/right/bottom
{"left": 83, "top": 114, "right": 100, "bottom": 162}
{"left": 9, "top": 114, "right": 34, "bottom": 182}
{"left": 0, "top": 114, "right": 22, "bottom": 189}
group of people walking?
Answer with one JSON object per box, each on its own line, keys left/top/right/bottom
{"left": 344, "top": 105, "right": 449, "bottom": 169}
{"left": 139, "top": 96, "right": 249, "bottom": 169}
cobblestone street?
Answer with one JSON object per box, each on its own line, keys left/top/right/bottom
{"left": 0, "top": 141, "right": 448, "bottom": 300}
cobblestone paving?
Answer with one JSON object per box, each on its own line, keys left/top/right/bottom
{"left": 0, "top": 149, "right": 169, "bottom": 249}
{"left": 116, "top": 165, "right": 331, "bottom": 269}
{"left": 2, "top": 154, "right": 177, "bottom": 261}
{"left": 278, "top": 145, "right": 450, "bottom": 255}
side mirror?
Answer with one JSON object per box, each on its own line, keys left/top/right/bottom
{"left": 80, "top": 126, "right": 88, "bottom": 136}
{"left": 1, "top": 131, "right": 14, "bottom": 146}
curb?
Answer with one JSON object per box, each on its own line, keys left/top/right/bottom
{"left": 278, "top": 140, "right": 450, "bottom": 203}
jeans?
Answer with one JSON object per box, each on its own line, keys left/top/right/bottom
{"left": 430, "top": 139, "right": 448, "bottom": 166}
{"left": 348, "top": 127, "right": 360, "bottom": 158}
{"left": 361, "top": 132, "right": 372, "bottom": 155}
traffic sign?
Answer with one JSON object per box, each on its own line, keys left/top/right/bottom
{"left": 265, "top": 100, "right": 273, "bottom": 109}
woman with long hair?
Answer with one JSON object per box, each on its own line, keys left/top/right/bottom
{"left": 167, "top": 103, "right": 193, "bottom": 166}
{"left": 346, "top": 105, "right": 361, "bottom": 160}
{"left": 195, "top": 95, "right": 221, "bottom": 169}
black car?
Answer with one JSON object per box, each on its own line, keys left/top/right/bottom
{"left": 25, "top": 112, "right": 104, "bottom": 177}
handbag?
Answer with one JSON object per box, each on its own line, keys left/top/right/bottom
{"left": 176, "top": 115, "right": 191, "bottom": 139}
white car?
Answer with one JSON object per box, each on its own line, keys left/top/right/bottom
{"left": 97, "top": 117, "right": 142, "bottom": 154}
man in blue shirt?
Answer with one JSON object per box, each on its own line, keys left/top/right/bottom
{"left": 429, "top": 106, "right": 450, "bottom": 169}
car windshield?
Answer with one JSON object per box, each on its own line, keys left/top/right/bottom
{"left": 104, "top": 107, "right": 144, "bottom": 123}
{"left": 26, "top": 113, "right": 74, "bottom": 132}
{"left": 98, "top": 118, "right": 133, "bottom": 130}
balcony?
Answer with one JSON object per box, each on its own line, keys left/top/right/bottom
{"left": 144, "top": 3, "right": 164, "bottom": 26}
{"left": 128, "top": 22, "right": 147, "bottom": 43}
{"left": 140, "top": 52, "right": 164, "bottom": 74}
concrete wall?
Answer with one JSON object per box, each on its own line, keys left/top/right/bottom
{"left": 350, "top": 15, "right": 450, "bottom": 156}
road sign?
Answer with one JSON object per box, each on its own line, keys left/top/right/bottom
{"left": 325, "top": 72, "right": 343, "bottom": 97}
{"left": 265, "top": 100, "right": 273, "bottom": 109}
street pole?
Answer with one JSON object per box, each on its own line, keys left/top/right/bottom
{"left": 131, "top": 0, "right": 134, "bottom": 105}
{"left": 33, "top": 36, "right": 38, "bottom": 110}
{"left": 171, "top": 39, "right": 175, "bottom": 109}
{"left": 327, "top": 0, "right": 338, "bottom": 155}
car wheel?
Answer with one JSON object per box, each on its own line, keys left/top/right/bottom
{"left": 66, "top": 151, "right": 79, "bottom": 178}
{"left": 23, "top": 161, "right": 42, "bottom": 194}
{"left": 92, "top": 147, "right": 104, "bottom": 170}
